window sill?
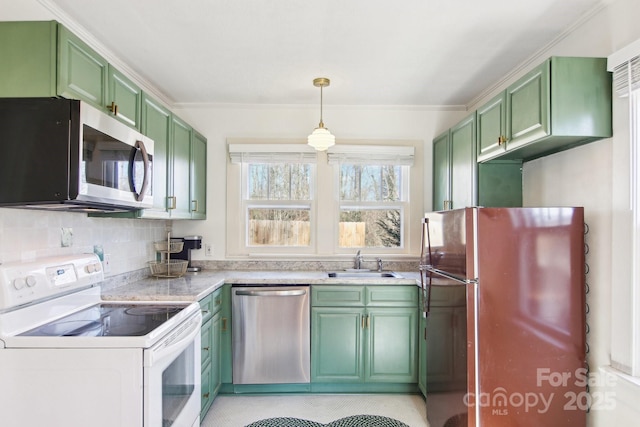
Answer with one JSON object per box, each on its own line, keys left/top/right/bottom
{"left": 601, "top": 365, "right": 640, "bottom": 389}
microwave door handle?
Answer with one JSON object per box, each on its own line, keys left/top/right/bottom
{"left": 129, "top": 140, "right": 150, "bottom": 202}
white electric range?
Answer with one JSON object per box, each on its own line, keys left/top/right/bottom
{"left": 0, "top": 254, "right": 202, "bottom": 427}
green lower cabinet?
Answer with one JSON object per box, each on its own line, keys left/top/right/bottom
{"left": 312, "top": 307, "right": 364, "bottom": 382}
{"left": 310, "top": 285, "right": 418, "bottom": 393}
{"left": 367, "top": 308, "right": 417, "bottom": 383}
{"left": 418, "top": 312, "right": 427, "bottom": 396}
{"left": 219, "top": 285, "right": 233, "bottom": 393}
{"left": 200, "top": 289, "right": 223, "bottom": 420}
{"left": 423, "top": 307, "right": 467, "bottom": 393}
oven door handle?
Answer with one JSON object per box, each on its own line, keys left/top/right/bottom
{"left": 144, "top": 311, "right": 202, "bottom": 367}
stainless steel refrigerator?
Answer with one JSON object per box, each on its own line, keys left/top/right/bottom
{"left": 420, "top": 207, "right": 586, "bottom": 426}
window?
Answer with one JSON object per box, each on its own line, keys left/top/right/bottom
{"left": 229, "top": 144, "right": 317, "bottom": 253}
{"left": 337, "top": 164, "right": 407, "bottom": 248}
{"left": 329, "top": 145, "right": 413, "bottom": 252}
{"left": 609, "top": 44, "right": 640, "bottom": 376}
{"left": 246, "top": 162, "right": 313, "bottom": 247}
{"left": 227, "top": 141, "right": 420, "bottom": 257}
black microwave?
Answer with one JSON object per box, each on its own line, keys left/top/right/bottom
{"left": 0, "top": 98, "right": 153, "bottom": 212}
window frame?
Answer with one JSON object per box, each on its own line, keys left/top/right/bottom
{"left": 333, "top": 162, "right": 410, "bottom": 253}
{"left": 226, "top": 140, "right": 421, "bottom": 259}
{"left": 240, "top": 161, "right": 317, "bottom": 253}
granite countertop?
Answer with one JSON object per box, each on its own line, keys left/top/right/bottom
{"left": 101, "top": 270, "right": 422, "bottom": 302}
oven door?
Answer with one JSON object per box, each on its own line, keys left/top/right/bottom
{"left": 144, "top": 310, "right": 202, "bottom": 427}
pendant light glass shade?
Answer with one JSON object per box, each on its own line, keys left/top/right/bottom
{"left": 308, "top": 126, "right": 335, "bottom": 151}
{"left": 308, "top": 77, "right": 335, "bottom": 151}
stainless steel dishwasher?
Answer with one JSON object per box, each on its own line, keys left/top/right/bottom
{"left": 232, "top": 285, "right": 310, "bottom": 384}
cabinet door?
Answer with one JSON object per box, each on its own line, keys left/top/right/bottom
{"left": 311, "top": 307, "right": 364, "bottom": 382}
{"left": 506, "top": 60, "right": 550, "bottom": 149}
{"left": 477, "top": 92, "right": 507, "bottom": 162}
{"left": 200, "top": 317, "right": 212, "bottom": 368}
{"left": 57, "top": 25, "right": 108, "bottom": 108}
{"left": 450, "top": 113, "right": 477, "bottom": 210}
{"left": 191, "top": 131, "right": 207, "bottom": 219}
{"left": 107, "top": 65, "right": 141, "bottom": 129}
{"left": 432, "top": 130, "right": 450, "bottom": 211}
{"left": 0, "top": 21, "right": 57, "bottom": 97}
{"left": 200, "top": 362, "right": 212, "bottom": 415}
{"left": 170, "top": 115, "right": 193, "bottom": 218}
{"left": 220, "top": 285, "right": 233, "bottom": 388}
{"left": 452, "top": 307, "right": 467, "bottom": 384}
{"left": 418, "top": 312, "right": 427, "bottom": 396}
{"left": 366, "top": 307, "right": 417, "bottom": 383}
{"left": 210, "top": 311, "right": 222, "bottom": 397}
{"left": 140, "top": 93, "right": 171, "bottom": 218}
{"left": 425, "top": 307, "right": 455, "bottom": 385}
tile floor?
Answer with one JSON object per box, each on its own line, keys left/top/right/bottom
{"left": 201, "top": 392, "right": 468, "bottom": 427}
{"left": 201, "top": 394, "right": 428, "bottom": 427}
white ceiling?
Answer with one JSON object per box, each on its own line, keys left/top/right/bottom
{"left": 45, "top": 0, "right": 606, "bottom": 107}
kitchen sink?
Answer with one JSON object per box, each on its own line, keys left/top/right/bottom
{"left": 327, "top": 271, "right": 403, "bottom": 278}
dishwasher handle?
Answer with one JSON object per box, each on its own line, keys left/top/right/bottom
{"left": 235, "top": 289, "right": 307, "bottom": 297}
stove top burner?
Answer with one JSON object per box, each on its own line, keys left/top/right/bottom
{"left": 19, "top": 302, "right": 189, "bottom": 338}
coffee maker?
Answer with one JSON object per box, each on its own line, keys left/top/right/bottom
{"left": 174, "top": 235, "right": 202, "bottom": 272}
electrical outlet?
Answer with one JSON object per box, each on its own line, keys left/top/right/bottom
{"left": 61, "top": 228, "right": 73, "bottom": 247}
{"left": 205, "top": 244, "right": 213, "bottom": 257}
{"left": 103, "top": 254, "right": 112, "bottom": 274}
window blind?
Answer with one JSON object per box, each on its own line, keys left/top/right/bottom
{"left": 613, "top": 55, "right": 640, "bottom": 97}
{"left": 228, "top": 144, "right": 317, "bottom": 164}
{"left": 326, "top": 145, "right": 415, "bottom": 166}
{"left": 609, "top": 38, "right": 640, "bottom": 97}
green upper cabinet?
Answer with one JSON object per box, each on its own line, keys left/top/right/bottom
{"left": 140, "top": 93, "right": 172, "bottom": 219}
{"left": 432, "top": 113, "right": 477, "bottom": 211}
{"left": 2, "top": 20, "right": 207, "bottom": 221}
{"left": 476, "top": 92, "right": 507, "bottom": 162}
{"left": 171, "top": 115, "right": 194, "bottom": 219}
{"left": 0, "top": 21, "right": 142, "bottom": 129}
{"left": 482, "top": 56, "right": 612, "bottom": 162}
{"left": 139, "top": 97, "right": 207, "bottom": 220}
{"left": 506, "top": 61, "right": 549, "bottom": 148}
{"left": 191, "top": 131, "right": 208, "bottom": 219}
{"left": 432, "top": 112, "right": 522, "bottom": 211}
{"left": 450, "top": 114, "right": 477, "bottom": 210}
{"left": 432, "top": 130, "right": 451, "bottom": 212}
{"left": 168, "top": 115, "right": 207, "bottom": 220}
{"left": 0, "top": 21, "right": 107, "bottom": 102}
{"left": 107, "top": 65, "right": 142, "bottom": 128}
{"left": 57, "top": 24, "right": 108, "bottom": 107}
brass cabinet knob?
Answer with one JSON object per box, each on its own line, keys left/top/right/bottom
{"left": 167, "top": 196, "right": 177, "bottom": 210}
{"left": 107, "top": 101, "right": 118, "bottom": 115}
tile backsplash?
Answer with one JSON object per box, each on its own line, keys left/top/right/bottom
{"left": 0, "top": 208, "right": 169, "bottom": 276}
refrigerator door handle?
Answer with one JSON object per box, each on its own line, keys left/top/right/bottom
{"left": 423, "top": 266, "right": 477, "bottom": 285}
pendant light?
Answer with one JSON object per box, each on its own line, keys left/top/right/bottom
{"left": 307, "top": 77, "right": 335, "bottom": 151}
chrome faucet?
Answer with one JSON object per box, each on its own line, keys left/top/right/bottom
{"left": 376, "top": 258, "right": 383, "bottom": 272}
{"left": 354, "top": 250, "right": 364, "bottom": 270}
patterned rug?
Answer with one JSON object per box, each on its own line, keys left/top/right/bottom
{"left": 245, "top": 415, "right": 410, "bottom": 427}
